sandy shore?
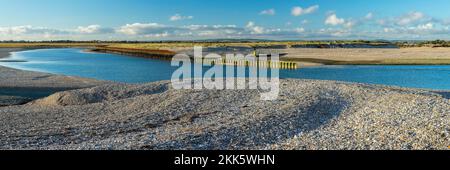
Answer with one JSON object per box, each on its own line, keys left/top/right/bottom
{"left": 86, "top": 45, "right": 450, "bottom": 66}
{"left": 0, "top": 48, "right": 22, "bottom": 58}
{"left": 162, "top": 46, "right": 450, "bottom": 66}
{"left": 281, "top": 47, "right": 450, "bottom": 65}
{"left": 0, "top": 66, "right": 106, "bottom": 106}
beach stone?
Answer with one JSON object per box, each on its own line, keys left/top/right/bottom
{"left": 0, "top": 79, "right": 448, "bottom": 150}
{"left": 0, "top": 95, "right": 31, "bottom": 107}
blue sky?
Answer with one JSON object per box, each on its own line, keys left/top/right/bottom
{"left": 1, "top": 0, "right": 450, "bottom": 40}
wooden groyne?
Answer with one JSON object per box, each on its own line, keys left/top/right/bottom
{"left": 92, "top": 47, "right": 298, "bottom": 69}
{"left": 200, "top": 58, "right": 298, "bottom": 69}
{"left": 91, "top": 47, "right": 176, "bottom": 60}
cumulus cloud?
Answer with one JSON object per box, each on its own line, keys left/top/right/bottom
{"left": 291, "top": 5, "right": 319, "bottom": 16}
{"left": 183, "top": 24, "right": 244, "bottom": 37}
{"left": 344, "top": 20, "right": 356, "bottom": 28}
{"left": 440, "top": 18, "right": 450, "bottom": 26}
{"left": 0, "top": 23, "right": 358, "bottom": 40}
{"left": 384, "top": 28, "right": 394, "bottom": 33}
{"left": 376, "top": 12, "right": 428, "bottom": 27}
{"left": 260, "top": 9, "right": 275, "bottom": 15}
{"left": 325, "top": 14, "right": 345, "bottom": 26}
{"left": 377, "top": 21, "right": 449, "bottom": 39}
{"left": 144, "top": 32, "right": 170, "bottom": 38}
{"left": 0, "top": 25, "right": 67, "bottom": 35}
{"left": 2, "top": 11, "right": 450, "bottom": 41}
{"left": 117, "top": 23, "right": 180, "bottom": 35}
{"left": 246, "top": 21, "right": 266, "bottom": 34}
{"left": 371, "top": 11, "right": 448, "bottom": 38}
{"left": 295, "top": 27, "right": 305, "bottom": 33}
{"left": 396, "top": 12, "right": 425, "bottom": 26}
{"left": 365, "top": 12, "right": 373, "bottom": 20}
{"left": 169, "top": 14, "right": 193, "bottom": 21}
{"left": 76, "top": 25, "right": 114, "bottom": 34}
{"left": 417, "top": 22, "right": 434, "bottom": 30}
{"left": 323, "top": 13, "right": 359, "bottom": 29}
{"left": 114, "top": 23, "right": 245, "bottom": 38}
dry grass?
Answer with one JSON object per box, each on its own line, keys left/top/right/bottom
{"left": 2, "top": 42, "right": 450, "bottom": 65}
{"left": 0, "top": 43, "right": 108, "bottom": 48}
{"left": 282, "top": 48, "right": 450, "bottom": 65}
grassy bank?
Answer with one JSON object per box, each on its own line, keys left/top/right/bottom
{"left": 2, "top": 41, "right": 450, "bottom": 66}
{"left": 284, "top": 57, "right": 450, "bottom": 65}
{"left": 0, "top": 42, "right": 108, "bottom": 48}
{"left": 91, "top": 46, "right": 176, "bottom": 59}
{"left": 0, "top": 40, "right": 394, "bottom": 49}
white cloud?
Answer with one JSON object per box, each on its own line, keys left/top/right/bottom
{"left": 384, "top": 28, "right": 394, "bottom": 33}
{"left": 169, "top": 14, "right": 194, "bottom": 21}
{"left": 291, "top": 5, "right": 319, "bottom": 16}
{"left": 0, "top": 25, "right": 67, "bottom": 35}
{"left": 344, "top": 20, "right": 356, "bottom": 28}
{"left": 396, "top": 12, "right": 424, "bottom": 26}
{"left": 246, "top": 21, "right": 266, "bottom": 34}
{"left": 116, "top": 23, "right": 179, "bottom": 35}
{"left": 115, "top": 23, "right": 246, "bottom": 38}
{"left": 373, "top": 11, "right": 441, "bottom": 37}
{"left": 440, "top": 19, "right": 450, "bottom": 26}
{"left": 2, "top": 14, "right": 450, "bottom": 41}
{"left": 325, "top": 14, "right": 345, "bottom": 26}
{"left": 316, "top": 28, "right": 351, "bottom": 37}
{"left": 376, "top": 12, "right": 430, "bottom": 28}
{"left": 183, "top": 24, "right": 243, "bottom": 37}
{"left": 260, "top": 9, "right": 275, "bottom": 15}
{"left": 378, "top": 22, "right": 449, "bottom": 38}
{"left": 365, "top": 13, "right": 373, "bottom": 20}
{"left": 377, "top": 19, "right": 386, "bottom": 26}
{"left": 76, "top": 25, "right": 113, "bottom": 34}
{"left": 417, "top": 22, "right": 433, "bottom": 30}
{"left": 144, "top": 32, "right": 170, "bottom": 38}
{"left": 295, "top": 27, "right": 305, "bottom": 33}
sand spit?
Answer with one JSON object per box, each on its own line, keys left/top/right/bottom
{"left": 281, "top": 47, "right": 450, "bottom": 65}
{"left": 0, "top": 65, "right": 107, "bottom": 106}
{"left": 0, "top": 79, "right": 448, "bottom": 150}
{"left": 0, "top": 48, "right": 22, "bottom": 58}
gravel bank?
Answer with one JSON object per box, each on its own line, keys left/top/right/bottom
{"left": 0, "top": 65, "right": 107, "bottom": 106}
{"left": 0, "top": 79, "right": 448, "bottom": 150}
{"left": 0, "top": 48, "right": 22, "bottom": 58}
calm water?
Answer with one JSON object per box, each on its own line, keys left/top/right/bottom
{"left": 1, "top": 48, "right": 449, "bottom": 90}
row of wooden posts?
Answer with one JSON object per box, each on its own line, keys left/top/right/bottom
{"left": 198, "top": 58, "right": 298, "bottom": 69}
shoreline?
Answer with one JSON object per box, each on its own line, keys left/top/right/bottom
{"left": 0, "top": 65, "right": 107, "bottom": 106}
{"left": 0, "top": 47, "right": 107, "bottom": 106}
{"left": 0, "top": 48, "right": 23, "bottom": 59}
{"left": 0, "top": 47, "right": 448, "bottom": 149}
{"left": 1, "top": 47, "right": 450, "bottom": 93}
{"left": 3, "top": 44, "right": 450, "bottom": 66}
{"left": 91, "top": 46, "right": 450, "bottom": 66}
{"left": 1, "top": 46, "right": 449, "bottom": 98}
